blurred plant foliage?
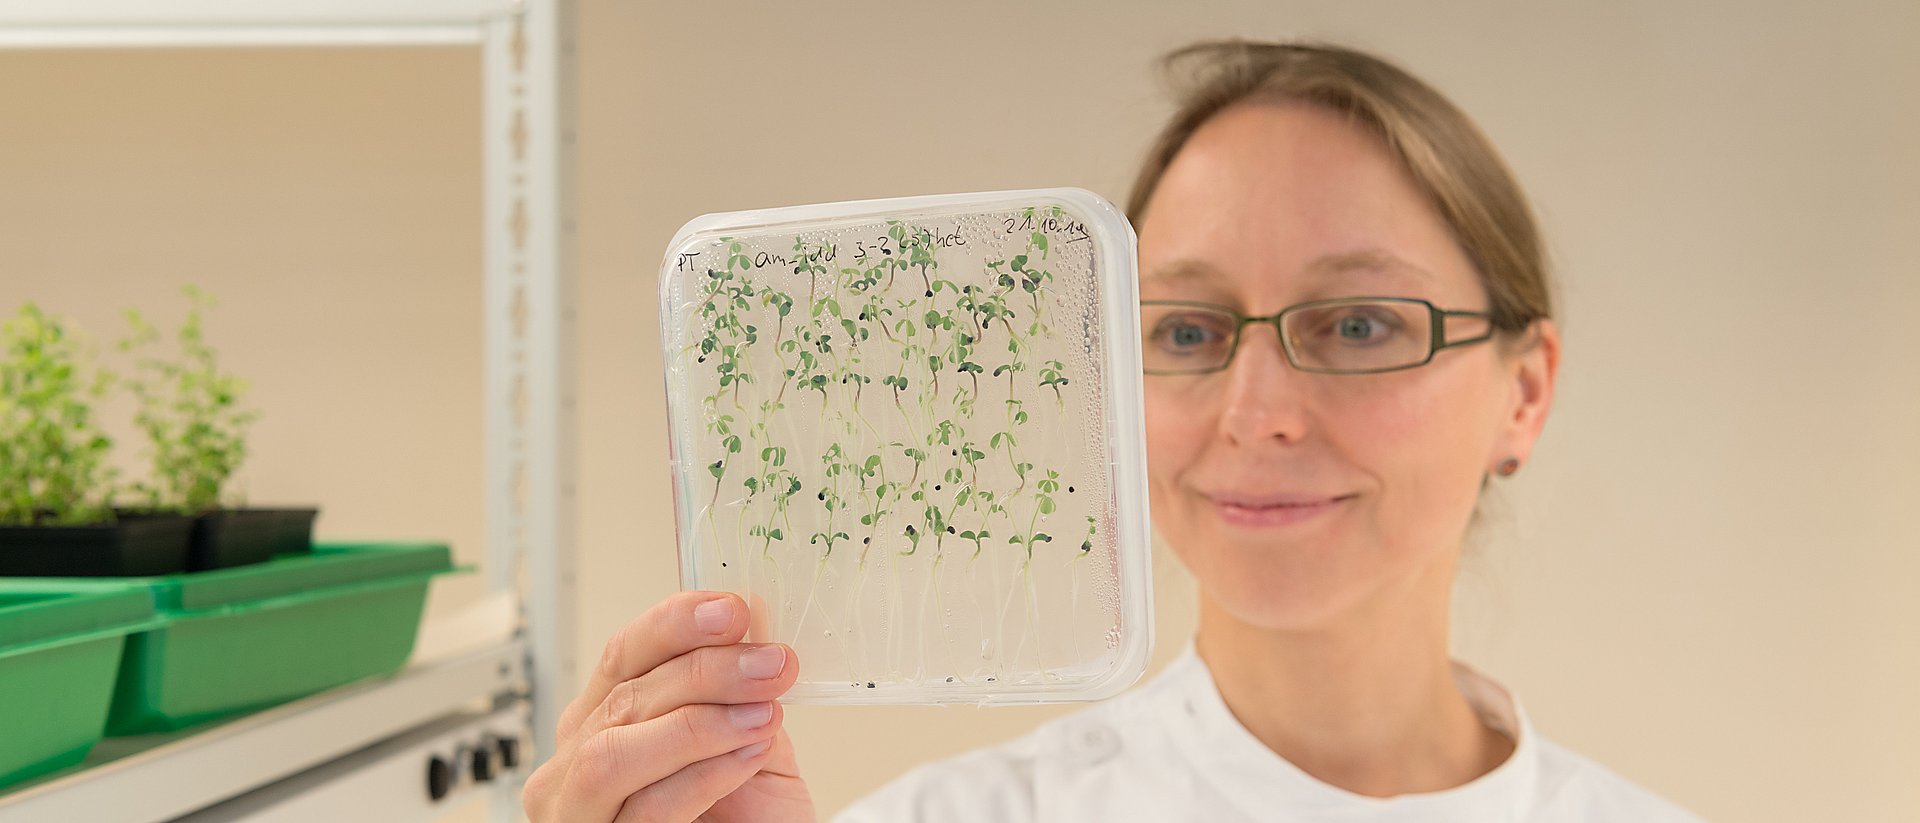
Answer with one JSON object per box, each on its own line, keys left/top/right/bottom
{"left": 119, "top": 286, "right": 257, "bottom": 514}
{"left": 0, "top": 303, "right": 118, "bottom": 526}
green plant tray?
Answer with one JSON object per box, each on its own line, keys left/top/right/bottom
{"left": 0, "top": 542, "right": 460, "bottom": 736}
{"left": 0, "top": 589, "right": 161, "bottom": 788}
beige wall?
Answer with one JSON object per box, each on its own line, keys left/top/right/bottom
{"left": 4, "top": 1, "right": 1917, "bottom": 821}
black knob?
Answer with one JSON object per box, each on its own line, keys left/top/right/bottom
{"left": 426, "top": 755, "right": 453, "bottom": 801}
{"left": 497, "top": 736, "right": 521, "bottom": 769}
{"left": 472, "top": 744, "right": 496, "bottom": 781}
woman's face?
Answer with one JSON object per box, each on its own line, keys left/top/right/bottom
{"left": 1139, "top": 102, "right": 1557, "bottom": 631}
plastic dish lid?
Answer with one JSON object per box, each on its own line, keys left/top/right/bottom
{"left": 658, "top": 188, "right": 1151, "bottom": 705}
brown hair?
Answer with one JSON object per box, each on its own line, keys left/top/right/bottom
{"left": 1129, "top": 40, "right": 1554, "bottom": 344}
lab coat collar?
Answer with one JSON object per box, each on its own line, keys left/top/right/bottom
{"left": 1160, "top": 641, "right": 1540, "bottom": 821}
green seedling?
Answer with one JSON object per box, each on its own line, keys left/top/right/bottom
{"left": 1039, "top": 359, "right": 1069, "bottom": 407}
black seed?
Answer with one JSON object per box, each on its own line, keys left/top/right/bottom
{"left": 951, "top": 449, "right": 958, "bottom": 456}
{"left": 945, "top": 676, "right": 955, "bottom": 682}
{"left": 1068, "top": 486, "right": 1075, "bottom": 493}
{"left": 697, "top": 357, "right": 706, "bottom": 363}
{"left": 862, "top": 537, "right": 870, "bottom": 544}
{"left": 925, "top": 290, "right": 934, "bottom": 297}
{"left": 721, "top": 562, "right": 728, "bottom": 568}
{"left": 947, "top": 526, "right": 956, "bottom": 534}
{"left": 934, "top": 485, "right": 941, "bottom": 491}
{"left": 866, "top": 682, "right": 876, "bottom": 689}
{"left": 817, "top": 491, "right": 826, "bottom": 501}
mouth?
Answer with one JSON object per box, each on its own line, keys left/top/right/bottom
{"left": 1205, "top": 492, "right": 1353, "bottom": 528}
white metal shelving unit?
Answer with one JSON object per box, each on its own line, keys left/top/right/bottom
{"left": 0, "top": 3, "right": 578, "bottom": 821}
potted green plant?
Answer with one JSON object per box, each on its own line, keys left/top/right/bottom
{"left": 0, "top": 303, "right": 193, "bottom": 576}
{"left": 120, "top": 287, "right": 317, "bottom": 571}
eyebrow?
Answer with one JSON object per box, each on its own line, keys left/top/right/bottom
{"left": 1142, "top": 259, "right": 1224, "bottom": 284}
{"left": 1145, "top": 249, "right": 1434, "bottom": 284}
{"left": 1305, "top": 249, "right": 1434, "bottom": 281}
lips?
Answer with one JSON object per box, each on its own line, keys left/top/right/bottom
{"left": 1208, "top": 492, "right": 1349, "bottom": 508}
{"left": 1205, "top": 492, "right": 1353, "bottom": 528}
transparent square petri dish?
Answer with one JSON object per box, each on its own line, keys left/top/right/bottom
{"left": 658, "top": 188, "right": 1151, "bottom": 705}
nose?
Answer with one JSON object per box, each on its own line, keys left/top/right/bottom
{"left": 1217, "top": 321, "right": 1311, "bottom": 447}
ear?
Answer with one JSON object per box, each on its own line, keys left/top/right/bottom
{"left": 1488, "top": 318, "right": 1560, "bottom": 472}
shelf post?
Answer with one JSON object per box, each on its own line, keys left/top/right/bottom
{"left": 483, "top": 0, "right": 579, "bottom": 798}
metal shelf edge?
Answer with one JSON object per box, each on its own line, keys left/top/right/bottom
{"left": 0, "top": 25, "right": 487, "bottom": 49}
{"left": 0, "top": 639, "right": 528, "bottom": 823}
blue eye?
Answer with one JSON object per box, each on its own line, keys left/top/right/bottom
{"left": 1337, "top": 315, "right": 1377, "bottom": 340}
{"left": 1327, "top": 310, "right": 1399, "bottom": 345}
{"left": 1171, "top": 323, "right": 1210, "bottom": 347}
{"left": 1142, "top": 304, "right": 1242, "bottom": 372}
{"left": 1150, "top": 312, "right": 1231, "bottom": 354}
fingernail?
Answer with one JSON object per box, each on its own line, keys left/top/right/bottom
{"left": 736, "top": 738, "right": 774, "bottom": 759}
{"left": 738, "top": 645, "right": 785, "bottom": 679}
{"left": 728, "top": 702, "right": 773, "bottom": 729}
{"left": 693, "top": 598, "right": 732, "bottom": 635}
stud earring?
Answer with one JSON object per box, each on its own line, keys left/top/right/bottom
{"left": 1495, "top": 458, "right": 1521, "bottom": 477}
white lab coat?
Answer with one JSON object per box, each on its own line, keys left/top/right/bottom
{"left": 834, "top": 645, "right": 1705, "bottom": 822}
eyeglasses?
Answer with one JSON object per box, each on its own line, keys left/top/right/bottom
{"left": 1140, "top": 297, "right": 1496, "bottom": 375}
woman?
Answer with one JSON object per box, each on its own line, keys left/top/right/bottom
{"left": 523, "top": 40, "right": 1704, "bottom": 822}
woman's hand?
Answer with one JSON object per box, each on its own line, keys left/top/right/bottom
{"left": 523, "top": 591, "right": 816, "bottom": 822}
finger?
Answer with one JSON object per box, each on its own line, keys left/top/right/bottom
{"left": 574, "top": 643, "right": 797, "bottom": 744}
{"left": 611, "top": 735, "right": 779, "bottom": 823}
{"left": 521, "top": 758, "right": 563, "bottom": 822}
{"left": 557, "top": 702, "right": 782, "bottom": 823}
{"left": 560, "top": 591, "right": 749, "bottom": 751}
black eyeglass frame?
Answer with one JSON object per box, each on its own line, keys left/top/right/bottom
{"left": 1140, "top": 296, "right": 1498, "bottom": 375}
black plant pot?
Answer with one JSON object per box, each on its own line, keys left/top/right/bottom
{"left": 187, "top": 508, "right": 320, "bottom": 571}
{"left": 268, "top": 508, "right": 319, "bottom": 556}
{"left": 0, "top": 514, "right": 195, "bottom": 576}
